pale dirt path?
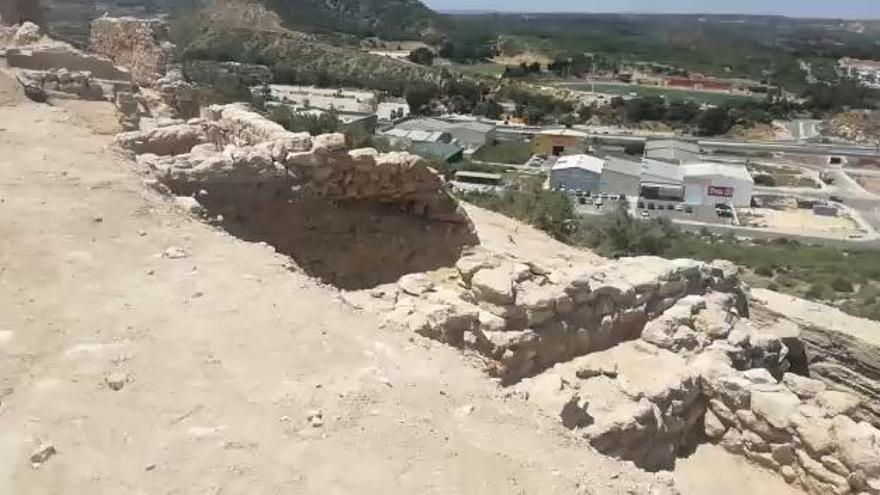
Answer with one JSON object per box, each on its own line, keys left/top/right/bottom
{"left": 0, "top": 100, "right": 664, "bottom": 494}
{"left": 674, "top": 445, "right": 805, "bottom": 495}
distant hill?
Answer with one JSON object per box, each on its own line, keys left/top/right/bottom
{"left": 261, "top": 0, "right": 441, "bottom": 40}
{"left": 33, "top": 0, "right": 441, "bottom": 43}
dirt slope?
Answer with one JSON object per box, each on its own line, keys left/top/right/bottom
{"left": 0, "top": 100, "right": 669, "bottom": 493}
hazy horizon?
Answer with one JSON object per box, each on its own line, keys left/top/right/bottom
{"left": 423, "top": 0, "right": 880, "bottom": 20}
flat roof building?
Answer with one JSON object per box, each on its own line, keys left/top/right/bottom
{"left": 550, "top": 154, "right": 605, "bottom": 193}
{"left": 392, "top": 118, "right": 496, "bottom": 151}
{"left": 681, "top": 163, "right": 754, "bottom": 207}
{"left": 644, "top": 139, "right": 701, "bottom": 164}
{"left": 264, "top": 85, "right": 377, "bottom": 113}
{"left": 533, "top": 129, "right": 589, "bottom": 157}
{"left": 600, "top": 157, "right": 642, "bottom": 196}
{"left": 641, "top": 159, "right": 685, "bottom": 201}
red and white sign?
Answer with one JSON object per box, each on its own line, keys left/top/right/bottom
{"left": 708, "top": 186, "right": 734, "bottom": 198}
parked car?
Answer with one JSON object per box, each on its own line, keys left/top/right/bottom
{"left": 640, "top": 211, "right": 650, "bottom": 218}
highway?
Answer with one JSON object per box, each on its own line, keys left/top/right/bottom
{"left": 492, "top": 124, "right": 880, "bottom": 159}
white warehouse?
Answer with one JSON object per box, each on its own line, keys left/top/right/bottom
{"left": 681, "top": 163, "right": 754, "bottom": 207}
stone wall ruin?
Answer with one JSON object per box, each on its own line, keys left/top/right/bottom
{"left": 112, "top": 101, "right": 880, "bottom": 495}
{"left": 118, "top": 103, "right": 478, "bottom": 289}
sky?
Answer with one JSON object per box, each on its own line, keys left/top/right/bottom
{"left": 423, "top": 0, "right": 880, "bottom": 19}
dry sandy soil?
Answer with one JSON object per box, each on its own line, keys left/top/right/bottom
{"left": 0, "top": 83, "right": 806, "bottom": 494}
{"left": 739, "top": 207, "right": 867, "bottom": 239}
{"left": 0, "top": 83, "right": 663, "bottom": 495}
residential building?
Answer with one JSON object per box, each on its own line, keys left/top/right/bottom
{"left": 383, "top": 127, "right": 452, "bottom": 144}
{"left": 599, "top": 157, "right": 642, "bottom": 196}
{"left": 377, "top": 101, "right": 410, "bottom": 123}
{"left": 644, "top": 139, "right": 701, "bottom": 164}
{"left": 391, "top": 118, "right": 496, "bottom": 151}
{"left": 549, "top": 154, "right": 605, "bottom": 193}
{"left": 532, "top": 129, "right": 589, "bottom": 156}
{"left": 640, "top": 159, "right": 684, "bottom": 201}
{"left": 681, "top": 163, "right": 754, "bottom": 207}
{"left": 839, "top": 58, "right": 880, "bottom": 88}
{"left": 264, "top": 85, "right": 377, "bottom": 113}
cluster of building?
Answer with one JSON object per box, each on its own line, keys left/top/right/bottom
{"left": 545, "top": 138, "right": 754, "bottom": 207}
{"left": 256, "top": 84, "right": 412, "bottom": 145}
{"left": 380, "top": 117, "right": 498, "bottom": 163}
{"left": 838, "top": 57, "right": 880, "bottom": 89}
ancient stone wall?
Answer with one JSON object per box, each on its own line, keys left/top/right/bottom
{"left": 89, "top": 16, "right": 172, "bottom": 86}
{"left": 6, "top": 46, "right": 131, "bottom": 81}
{"left": 16, "top": 67, "right": 109, "bottom": 100}
{"left": 358, "top": 251, "right": 742, "bottom": 384}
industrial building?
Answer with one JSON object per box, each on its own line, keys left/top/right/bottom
{"left": 532, "top": 129, "right": 589, "bottom": 157}
{"left": 549, "top": 154, "right": 605, "bottom": 193}
{"left": 640, "top": 159, "right": 685, "bottom": 201}
{"left": 390, "top": 118, "right": 496, "bottom": 151}
{"left": 681, "top": 163, "right": 754, "bottom": 207}
{"left": 644, "top": 139, "right": 701, "bottom": 164}
{"left": 381, "top": 128, "right": 464, "bottom": 163}
{"left": 599, "top": 157, "right": 642, "bottom": 196}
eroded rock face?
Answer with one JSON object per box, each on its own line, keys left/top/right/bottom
{"left": 90, "top": 16, "right": 173, "bottom": 87}
{"left": 751, "top": 288, "right": 880, "bottom": 428}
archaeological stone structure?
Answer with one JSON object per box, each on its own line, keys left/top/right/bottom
{"left": 5, "top": 18, "right": 880, "bottom": 493}
{"left": 118, "top": 103, "right": 478, "bottom": 289}
{"left": 108, "top": 99, "right": 880, "bottom": 495}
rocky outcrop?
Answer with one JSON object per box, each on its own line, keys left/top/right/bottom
{"left": 520, "top": 341, "right": 706, "bottom": 471}
{"left": 509, "top": 286, "right": 880, "bottom": 495}
{"left": 90, "top": 16, "right": 173, "bottom": 87}
{"left": 0, "top": 20, "right": 42, "bottom": 47}
{"left": 825, "top": 111, "right": 880, "bottom": 145}
{"left": 751, "top": 289, "right": 880, "bottom": 429}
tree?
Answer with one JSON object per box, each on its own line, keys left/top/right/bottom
{"left": 753, "top": 174, "right": 777, "bottom": 187}
{"left": 268, "top": 106, "right": 341, "bottom": 135}
{"left": 405, "top": 83, "right": 439, "bottom": 115}
{"left": 407, "top": 47, "right": 435, "bottom": 66}
{"left": 697, "top": 107, "right": 735, "bottom": 136}
{"left": 831, "top": 277, "right": 855, "bottom": 293}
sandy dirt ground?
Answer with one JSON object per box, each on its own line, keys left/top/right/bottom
{"left": 0, "top": 96, "right": 674, "bottom": 494}
{"left": 674, "top": 445, "right": 804, "bottom": 495}
{"left": 739, "top": 207, "right": 867, "bottom": 238}
{"left": 0, "top": 91, "right": 810, "bottom": 495}
{"left": 854, "top": 174, "right": 880, "bottom": 196}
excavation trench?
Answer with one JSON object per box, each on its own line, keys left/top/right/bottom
{"left": 170, "top": 179, "right": 479, "bottom": 291}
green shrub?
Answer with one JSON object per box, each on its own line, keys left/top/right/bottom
{"left": 754, "top": 265, "right": 775, "bottom": 277}
{"left": 806, "top": 282, "right": 834, "bottom": 300}
{"left": 831, "top": 277, "right": 855, "bottom": 293}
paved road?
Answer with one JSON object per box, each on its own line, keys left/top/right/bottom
{"left": 493, "top": 125, "right": 880, "bottom": 159}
